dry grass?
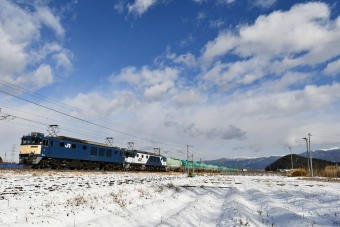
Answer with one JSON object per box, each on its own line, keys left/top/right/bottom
{"left": 291, "top": 168, "right": 307, "bottom": 177}
{"left": 66, "top": 195, "right": 88, "bottom": 207}
{"left": 108, "top": 189, "right": 127, "bottom": 208}
{"left": 316, "top": 166, "right": 340, "bottom": 178}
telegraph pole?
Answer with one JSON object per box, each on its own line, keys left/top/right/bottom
{"left": 302, "top": 137, "right": 310, "bottom": 176}
{"left": 288, "top": 147, "right": 293, "bottom": 169}
{"left": 308, "top": 133, "right": 313, "bottom": 177}
{"left": 186, "top": 145, "right": 189, "bottom": 175}
{"left": 11, "top": 145, "right": 15, "bottom": 163}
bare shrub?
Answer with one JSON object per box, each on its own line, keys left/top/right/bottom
{"left": 291, "top": 168, "right": 307, "bottom": 177}
{"left": 137, "top": 188, "right": 150, "bottom": 198}
{"left": 166, "top": 182, "right": 180, "bottom": 192}
{"left": 66, "top": 195, "right": 88, "bottom": 207}
{"left": 108, "top": 190, "right": 127, "bottom": 208}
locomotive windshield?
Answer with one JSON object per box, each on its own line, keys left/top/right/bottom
{"left": 21, "top": 137, "right": 43, "bottom": 145}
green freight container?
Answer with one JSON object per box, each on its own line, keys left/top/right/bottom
{"left": 166, "top": 157, "right": 182, "bottom": 167}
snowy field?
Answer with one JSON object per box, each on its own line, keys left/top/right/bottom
{"left": 0, "top": 170, "right": 339, "bottom": 227}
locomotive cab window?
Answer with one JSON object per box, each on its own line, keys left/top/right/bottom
{"left": 42, "top": 140, "right": 49, "bottom": 146}
{"left": 83, "top": 145, "right": 87, "bottom": 150}
{"left": 60, "top": 142, "right": 65, "bottom": 147}
{"left": 50, "top": 141, "right": 53, "bottom": 147}
{"left": 71, "top": 144, "right": 76, "bottom": 149}
{"left": 21, "top": 138, "right": 28, "bottom": 145}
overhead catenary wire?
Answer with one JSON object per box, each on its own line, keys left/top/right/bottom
{"left": 0, "top": 112, "right": 180, "bottom": 155}
{"left": 0, "top": 109, "right": 225, "bottom": 160}
{"left": 0, "top": 82, "right": 223, "bottom": 160}
{"left": 0, "top": 89, "right": 187, "bottom": 149}
{"left": 0, "top": 105, "right": 172, "bottom": 150}
{"left": 0, "top": 79, "right": 187, "bottom": 146}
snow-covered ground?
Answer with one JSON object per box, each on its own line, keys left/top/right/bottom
{"left": 0, "top": 170, "right": 339, "bottom": 227}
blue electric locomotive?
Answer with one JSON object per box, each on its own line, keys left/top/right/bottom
{"left": 19, "top": 132, "right": 167, "bottom": 171}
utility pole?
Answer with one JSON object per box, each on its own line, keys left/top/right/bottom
{"left": 308, "top": 133, "right": 313, "bottom": 177}
{"left": 288, "top": 147, "right": 293, "bottom": 169}
{"left": 186, "top": 145, "right": 189, "bottom": 175}
{"left": 192, "top": 153, "right": 194, "bottom": 176}
{"left": 302, "top": 137, "right": 310, "bottom": 176}
{"left": 11, "top": 145, "right": 15, "bottom": 163}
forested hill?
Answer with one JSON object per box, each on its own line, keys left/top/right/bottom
{"left": 265, "top": 154, "right": 339, "bottom": 171}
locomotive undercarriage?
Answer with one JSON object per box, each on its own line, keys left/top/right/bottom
{"left": 21, "top": 157, "right": 124, "bottom": 171}
{"left": 20, "top": 156, "right": 217, "bottom": 172}
{"left": 22, "top": 157, "right": 169, "bottom": 172}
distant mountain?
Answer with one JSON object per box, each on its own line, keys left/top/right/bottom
{"left": 265, "top": 154, "right": 339, "bottom": 171}
{"left": 203, "top": 147, "right": 340, "bottom": 170}
{"left": 203, "top": 156, "right": 281, "bottom": 170}
{"left": 298, "top": 147, "right": 340, "bottom": 162}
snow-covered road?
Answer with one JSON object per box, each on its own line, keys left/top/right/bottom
{"left": 0, "top": 170, "right": 339, "bottom": 227}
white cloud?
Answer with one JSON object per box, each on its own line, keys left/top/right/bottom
{"left": 114, "top": 1, "right": 126, "bottom": 14}
{"left": 171, "top": 89, "right": 204, "bottom": 107}
{"left": 180, "top": 35, "right": 195, "bottom": 47}
{"left": 172, "top": 53, "right": 197, "bottom": 68}
{"left": 226, "top": 82, "right": 340, "bottom": 118}
{"left": 200, "top": 2, "right": 340, "bottom": 70}
{"left": 113, "top": 66, "right": 179, "bottom": 87}
{"left": 35, "top": 6, "right": 65, "bottom": 37}
{"left": 323, "top": 58, "right": 340, "bottom": 76}
{"left": 0, "top": 27, "right": 27, "bottom": 75}
{"left": 128, "top": 0, "right": 158, "bottom": 17}
{"left": 197, "top": 12, "right": 206, "bottom": 21}
{"left": 144, "top": 80, "right": 174, "bottom": 102}
{"left": 218, "top": 0, "right": 235, "bottom": 4}
{"left": 110, "top": 66, "right": 180, "bottom": 103}
{"left": 2, "top": 64, "right": 54, "bottom": 91}
{"left": 64, "top": 92, "right": 135, "bottom": 117}
{"left": 53, "top": 50, "right": 73, "bottom": 72}
{"left": 253, "top": 0, "right": 277, "bottom": 9}
{"left": 31, "top": 64, "right": 54, "bottom": 89}
{"left": 192, "top": 0, "right": 209, "bottom": 4}
{"left": 209, "top": 19, "right": 225, "bottom": 28}
{"left": 0, "top": 0, "right": 72, "bottom": 90}
{"left": 198, "top": 2, "right": 340, "bottom": 93}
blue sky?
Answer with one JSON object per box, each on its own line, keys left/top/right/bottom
{"left": 1, "top": 0, "right": 340, "bottom": 161}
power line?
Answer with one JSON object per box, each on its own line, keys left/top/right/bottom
{"left": 0, "top": 83, "right": 222, "bottom": 159}
{"left": 0, "top": 89, "right": 185, "bottom": 149}
{"left": 0, "top": 110, "right": 180, "bottom": 155}
{"left": 0, "top": 79, "right": 186, "bottom": 146}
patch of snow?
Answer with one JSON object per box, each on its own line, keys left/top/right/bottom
{"left": 0, "top": 170, "right": 339, "bottom": 226}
